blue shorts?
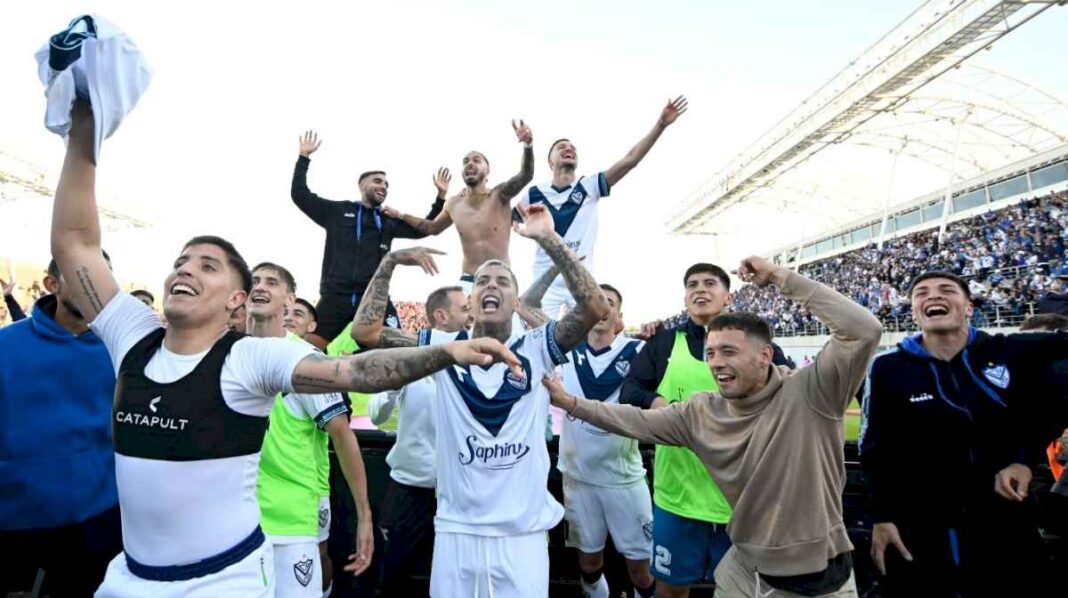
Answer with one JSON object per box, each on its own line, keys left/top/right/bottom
{"left": 650, "top": 504, "right": 731, "bottom": 586}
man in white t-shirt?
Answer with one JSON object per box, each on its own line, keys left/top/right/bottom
{"left": 514, "top": 96, "right": 688, "bottom": 318}
{"left": 246, "top": 262, "right": 373, "bottom": 598}
{"left": 365, "top": 281, "right": 470, "bottom": 595}
{"left": 353, "top": 204, "right": 610, "bottom": 596}
{"left": 50, "top": 101, "right": 522, "bottom": 598}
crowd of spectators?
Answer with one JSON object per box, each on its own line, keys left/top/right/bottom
{"left": 732, "top": 190, "right": 1068, "bottom": 335}
{"left": 395, "top": 300, "right": 430, "bottom": 333}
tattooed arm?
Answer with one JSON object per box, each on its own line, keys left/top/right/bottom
{"left": 50, "top": 101, "right": 120, "bottom": 321}
{"left": 604, "top": 96, "right": 687, "bottom": 187}
{"left": 515, "top": 262, "right": 562, "bottom": 329}
{"left": 494, "top": 119, "right": 535, "bottom": 202}
{"left": 514, "top": 205, "right": 609, "bottom": 353}
{"left": 351, "top": 247, "right": 444, "bottom": 348}
{"left": 388, "top": 205, "right": 454, "bottom": 236}
{"left": 291, "top": 338, "right": 522, "bottom": 394}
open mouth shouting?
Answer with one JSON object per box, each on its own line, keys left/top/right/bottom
{"left": 480, "top": 294, "right": 501, "bottom": 314}
{"left": 922, "top": 303, "right": 950, "bottom": 318}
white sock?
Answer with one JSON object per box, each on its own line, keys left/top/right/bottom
{"left": 581, "top": 574, "right": 609, "bottom": 598}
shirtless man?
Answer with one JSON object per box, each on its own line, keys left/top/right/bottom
{"left": 383, "top": 120, "right": 534, "bottom": 290}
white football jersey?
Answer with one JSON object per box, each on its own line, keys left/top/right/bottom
{"left": 515, "top": 173, "right": 609, "bottom": 299}
{"left": 418, "top": 322, "right": 568, "bottom": 536}
{"left": 558, "top": 335, "right": 646, "bottom": 487}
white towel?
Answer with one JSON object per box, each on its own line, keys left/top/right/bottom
{"left": 35, "top": 15, "right": 152, "bottom": 161}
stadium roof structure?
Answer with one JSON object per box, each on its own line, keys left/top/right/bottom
{"left": 667, "top": 0, "right": 1068, "bottom": 253}
{"left": 0, "top": 150, "right": 150, "bottom": 233}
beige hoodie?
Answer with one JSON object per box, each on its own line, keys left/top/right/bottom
{"left": 568, "top": 272, "right": 882, "bottom": 576}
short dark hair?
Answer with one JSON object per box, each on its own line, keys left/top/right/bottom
{"left": 600, "top": 283, "right": 622, "bottom": 306}
{"left": 293, "top": 298, "right": 318, "bottom": 322}
{"left": 684, "top": 263, "right": 731, "bottom": 291}
{"left": 908, "top": 271, "right": 970, "bottom": 299}
{"left": 358, "top": 171, "right": 386, "bottom": 184}
{"left": 131, "top": 289, "right": 155, "bottom": 304}
{"left": 465, "top": 151, "right": 489, "bottom": 168}
{"left": 426, "top": 286, "right": 464, "bottom": 325}
{"left": 474, "top": 259, "right": 519, "bottom": 289}
{"left": 548, "top": 138, "right": 570, "bottom": 162}
{"left": 708, "top": 312, "right": 773, "bottom": 345}
{"left": 251, "top": 262, "right": 297, "bottom": 293}
{"left": 47, "top": 249, "right": 111, "bottom": 278}
{"left": 1021, "top": 313, "right": 1068, "bottom": 332}
{"left": 182, "top": 235, "right": 252, "bottom": 293}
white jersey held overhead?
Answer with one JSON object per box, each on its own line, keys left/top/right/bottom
{"left": 36, "top": 14, "right": 152, "bottom": 162}
{"left": 514, "top": 95, "right": 688, "bottom": 317}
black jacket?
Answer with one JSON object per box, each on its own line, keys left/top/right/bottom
{"left": 859, "top": 328, "right": 1068, "bottom": 525}
{"left": 291, "top": 156, "right": 445, "bottom": 296}
{"left": 620, "top": 316, "right": 791, "bottom": 409}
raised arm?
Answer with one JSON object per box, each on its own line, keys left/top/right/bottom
{"left": 515, "top": 261, "right": 562, "bottom": 329}
{"left": 290, "top": 130, "right": 332, "bottom": 227}
{"left": 603, "top": 96, "right": 687, "bottom": 188}
{"left": 494, "top": 119, "right": 534, "bottom": 201}
{"left": 50, "top": 102, "right": 119, "bottom": 322}
{"left": 2, "top": 278, "right": 26, "bottom": 323}
{"left": 351, "top": 247, "right": 443, "bottom": 348}
{"left": 291, "top": 338, "right": 521, "bottom": 394}
{"left": 737, "top": 256, "right": 883, "bottom": 417}
{"left": 390, "top": 168, "right": 451, "bottom": 240}
{"left": 514, "top": 205, "right": 609, "bottom": 352}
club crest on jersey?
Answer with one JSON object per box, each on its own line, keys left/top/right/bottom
{"left": 614, "top": 361, "right": 631, "bottom": 377}
{"left": 318, "top": 507, "right": 329, "bottom": 529}
{"left": 982, "top": 364, "right": 1010, "bottom": 389}
{"left": 294, "top": 558, "right": 314, "bottom": 587}
{"left": 569, "top": 189, "right": 584, "bottom": 203}
{"left": 505, "top": 370, "right": 527, "bottom": 390}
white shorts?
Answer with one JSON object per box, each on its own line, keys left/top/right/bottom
{"left": 272, "top": 540, "right": 322, "bottom": 597}
{"left": 430, "top": 531, "right": 549, "bottom": 598}
{"left": 563, "top": 476, "right": 652, "bottom": 560}
{"left": 317, "top": 496, "right": 331, "bottom": 543}
{"left": 95, "top": 541, "right": 273, "bottom": 598}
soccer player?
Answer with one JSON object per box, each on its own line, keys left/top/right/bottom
{"left": 51, "top": 101, "right": 520, "bottom": 597}
{"left": 292, "top": 131, "right": 447, "bottom": 348}
{"left": 283, "top": 297, "right": 318, "bottom": 339}
{"left": 547, "top": 255, "right": 884, "bottom": 597}
{"left": 861, "top": 271, "right": 1068, "bottom": 596}
{"left": 352, "top": 203, "right": 609, "bottom": 596}
{"left": 514, "top": 97, "right": 687, "bottom": 318}
{"left": 381, "top": 120, "right": 534, "bottom": 287}
{"left": 362, "top": 276, "right": 470, "bottom": 595}
{"left": 246, "top": 262, "right": 373, "bottom": 597}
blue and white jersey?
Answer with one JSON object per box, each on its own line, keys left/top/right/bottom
{"left": 418, "top": 322, "right": 568, "bottom": 537}
{"left": 515, "top": 173, "right": 610, "bottom": 298}
{"left": 558, "top": 335, "right": 646, "bottom": 487}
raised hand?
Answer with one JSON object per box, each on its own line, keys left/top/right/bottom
{"left": 446, "top": 338, "right": 523, "bottom": 379}
{"left": 389, "top": 247, "right": 445, "bottom": 276}
{"left": 0, "top": 276, "right": 16, "bottom": 297}
{"left": 299, "top": 130, "right": 322, "bottom": 157}
{"left": 658, "top": 95, "right": 688, "bottom": 127}
{"left": 736, "top": 255, "right": 787, "bottom": 288}
{"left": 433, "top": 167, "right": 451, "bottom": 199}
{"left": 512, "top": 119, "right": 533, "bottom": 145}
{"left": 512, "top": 204, "right": 555, "bottom": 241}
